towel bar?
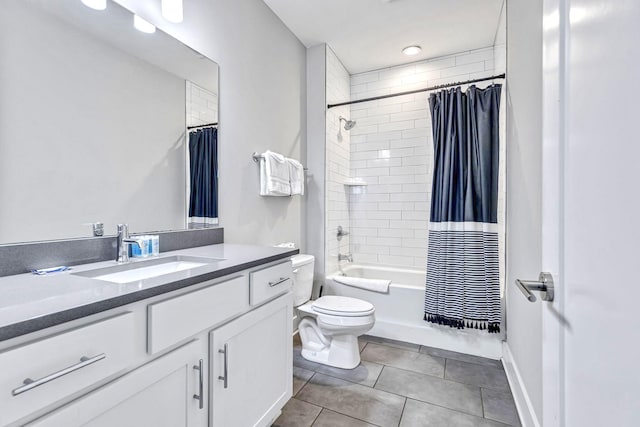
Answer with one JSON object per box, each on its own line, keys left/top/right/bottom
{"left": 252, "top": 152, "right": 308, "bottom": 171}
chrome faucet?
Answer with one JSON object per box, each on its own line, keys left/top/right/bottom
{"left": 116, "top": 224, "right": 145, "bottom": 263}
{"left": 338, "top": 253, "right": 353, "bottom": 263}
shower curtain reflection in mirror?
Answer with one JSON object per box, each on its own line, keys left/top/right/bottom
{"left": 188, "top": 127, "right": 218, "bottom": 227}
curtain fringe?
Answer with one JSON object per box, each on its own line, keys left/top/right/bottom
{"left": 424, "top": 313, "right": 500, "bottom": 334}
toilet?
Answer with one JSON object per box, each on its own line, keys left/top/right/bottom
{"left": 291, "top": 254, "right": 375, "bottom": 369}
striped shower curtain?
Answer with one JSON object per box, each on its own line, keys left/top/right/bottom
{"left": 423, "top": 85, "right": 502, "bottom": 333}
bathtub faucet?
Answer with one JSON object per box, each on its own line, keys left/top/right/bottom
{"left": 338, "top": 253, "right": 353, "bottom": 263}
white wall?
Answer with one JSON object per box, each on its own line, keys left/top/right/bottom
{"left": 306, "top": 44, "right": 327, "bottom": 295}
{"left": 493, "top": 1, "right": 506, "bottom": 76}
{"left": 325, "top": 47, "right": 351, "bottom": 275}
{"left": 348, "top": 47, "right": 504, "bottom": 269}
{"left": 505, "top": 0, "right": 543, "bottom": 423}
{"left": 116, "top": 0, "right": 307, "bottom": 246}
{"left": 0, "top": 0, "right": 186, "bottom": 243}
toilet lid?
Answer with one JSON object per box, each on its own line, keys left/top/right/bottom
{"left": 312, "top": 296, "right": 374, "bottom": 316}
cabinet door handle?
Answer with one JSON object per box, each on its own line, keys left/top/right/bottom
{"left": 218, "top": 344, "right": 228, "bottom": 389}
{"left": 193, "top": 359, "right": 204, "bottom": 409}
{"left": 268, "top": 277, "right": 289, "bottom": 287}
{"left": 12, "top": 353, "right": 106, "bottom": 396}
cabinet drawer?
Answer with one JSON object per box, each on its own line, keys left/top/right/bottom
{"left": 148, "top": 276, "right": 248, "bottom": 354}
{"left": 0, "top": 312, "right": 136, "bottom": 427}
{"left": 250, "top": 261, "right": 293, "bottom": 306}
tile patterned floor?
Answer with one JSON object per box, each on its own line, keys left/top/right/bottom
{"left": 273, "top": 335, "right": 521, "bottom": 427}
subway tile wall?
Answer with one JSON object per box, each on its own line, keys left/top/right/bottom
{"left": 325, "top": 47, "right": 351, "bottom": 275}
{"left": 186, "top": 81, "right": 218, "bottom": 127}
{"left": 348, "top": 46, "right": 505, "bottom": 269}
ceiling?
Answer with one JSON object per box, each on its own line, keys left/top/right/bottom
{"left": 263, "top": 0, "right": 504, "bottom": 74}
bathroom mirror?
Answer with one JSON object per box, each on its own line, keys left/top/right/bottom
{"left": 0, "top": 0, "right": 219, "bottom": 244}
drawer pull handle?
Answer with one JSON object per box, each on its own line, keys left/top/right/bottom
{"left": 268, "top": 277, "right": 289, "bottom": 287}
{"left": 193, "top": 359, "right": 204, "bottom": 409}
{"left": 12, "top": 353, "right": 106, "bottom": 396}
{"left": 218, "top": 344, "right": 228, "bottom": 389}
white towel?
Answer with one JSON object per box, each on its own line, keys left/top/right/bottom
{"left": 333, "top": 276, "right": 391, "bottom": 293}
{"left": 286, "top": 157, "right": 305, "bottom": 195}
{"left": 260, "top": 150, "right": 291, "bottom": 196}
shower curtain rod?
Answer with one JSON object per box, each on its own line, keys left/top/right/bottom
{"left": 327, "top": 73, "right": 505, "bottom": 109}
{"left": 187, "top": 122, "right": 218, "bottom": 130}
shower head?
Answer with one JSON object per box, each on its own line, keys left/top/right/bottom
{"left": 339, "top": 116, "right": 357, "bottom": 131}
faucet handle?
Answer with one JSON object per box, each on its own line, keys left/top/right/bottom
{"left": 83, "top": 222, "right": 104, "bottom": 237}
{"left": 337, "top": 225, "right": 350, "bottom": 241}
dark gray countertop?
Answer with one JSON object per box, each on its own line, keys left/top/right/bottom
{"left": 0, "top": 244, "right": 299, "bottom": 342}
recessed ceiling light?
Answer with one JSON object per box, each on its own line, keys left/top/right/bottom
{"left": 81, "top": 0, "right": 107, "bottom": 11}
{"left": 402, "top": 45, "right": 422, "bottom": 56}
{"left": 133, "top": 15, "right": 156, "bottom": 34}
{"left": 162, "top": 0, "right": 183, "bottom": 23}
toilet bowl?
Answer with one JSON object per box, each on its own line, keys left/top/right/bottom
{"left": 297, "top": 296, "right": 375, "bottom": 369}
{"left": 291, "top": 254, "right": 376, "bottom": 369}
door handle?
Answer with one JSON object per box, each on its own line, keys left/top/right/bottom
{"left": 193, "top": 359, "right": 204, "bottom": 409}
{"left": 218, "top": 344, "right": 228, "bottom": 389}
{"left": 515, "top": 272, "right": 554, "bottom": 302}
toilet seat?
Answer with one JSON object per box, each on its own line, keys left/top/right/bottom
{"left": 311, "top": 296, "right": 375, "bottom": 317}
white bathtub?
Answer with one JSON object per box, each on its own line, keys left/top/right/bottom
{"left": 325, "top": 264, "right": 502, "bottom": 359}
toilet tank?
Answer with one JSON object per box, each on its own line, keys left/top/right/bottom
{"left": 291, "top": 254, "right": 315, "bottom": 306}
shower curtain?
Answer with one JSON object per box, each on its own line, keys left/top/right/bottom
{"left": 423, "top": 85, "right": 502, "bottom": 333}
{"left": 188, "top": 127, "right": 218, "bottom": 223}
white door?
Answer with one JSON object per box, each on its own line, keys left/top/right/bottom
{"left": 210, "top": 293, "right": 293, "bottom": 427}
{"left": 541, "top": 0, "right": 640, "bottom": 426}
{"left": 29, "top": 340, "right": 207, "bottom": 427}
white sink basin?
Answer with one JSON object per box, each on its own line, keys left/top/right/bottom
{"left": 74, "top": 255, "right": 223, "bottom": 284}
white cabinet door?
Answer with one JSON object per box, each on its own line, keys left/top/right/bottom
{"left": 210, "top": 293, "right": 293, "bottom": 427}
{"left": 29, "top": 340, "right": 207, "bottom": 427}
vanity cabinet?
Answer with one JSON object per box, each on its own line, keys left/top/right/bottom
{"left": 210, "top": 293, "right": 292, "bottom": 427}
{"left": 0, "top": 258, "right": 293, "bottom": 427}
{"left": 28, "top": 339, "right": 206, "bottom": 427}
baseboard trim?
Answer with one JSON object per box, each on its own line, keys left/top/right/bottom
{"left": 501, "top": 342, "right": 541, "bottom": 427}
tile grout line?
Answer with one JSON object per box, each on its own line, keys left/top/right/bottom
{"left": 308, "top": 407, "right": 323, "bottom": 427}
{"left": 371, "top": 386, "right": 485, "bottom": 420}
{"left": 364, "top": 356, "right": 509, "bottom": 393}
{"left": 298, "top": 393, "right": 385, "bottom": 427}
{"left": 444, "top": 357, "right": 448, "bottom": 379}
{"left": 296, "top": 371, "right": 386, "bottom": 427}
{"left": 367, "top": 362, "right": 456, "bottom": 386}
{"left": 294, "top": 376, "right": 312, "bottom": 398}
{"left": 372, "top": 364, "right": 385, "bottom": 389}
{"left": 371, "top": 369, "right": 486, "bottom": 419}
{"left": 397, "top": 396, "right": 408, "bottom": 427}
{"left": 362, "top": 338, "right": 421, "bottom": 353}
{"left": 297, "top": 368, "right": 395, "bottom": 427}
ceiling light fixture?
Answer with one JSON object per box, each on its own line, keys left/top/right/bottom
{"left": 133, "top": 15, "right": 156, "bottom": 34}
{"left": 81, "top": 0, "right": 107, "bottom": 11}
{"left": 162, "top": 0, "right": 183, "bottom": 23}
{"left": 402, "top": 45, "right": 422, "bottom": 56}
